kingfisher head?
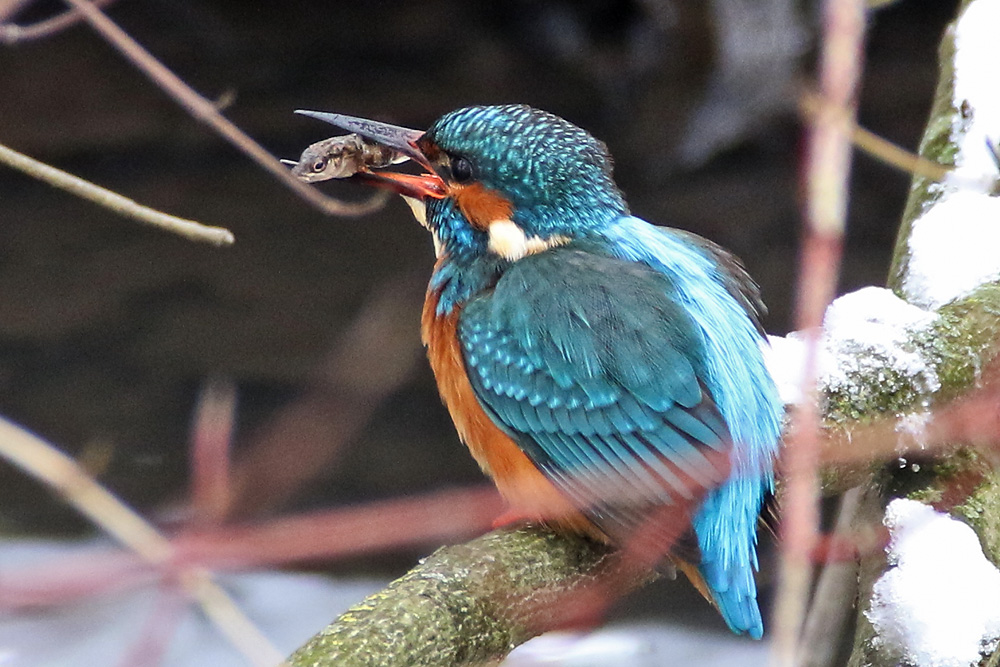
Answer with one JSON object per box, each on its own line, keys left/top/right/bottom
{"left": 297, "top": 105, "right": 629, "bottom": 266}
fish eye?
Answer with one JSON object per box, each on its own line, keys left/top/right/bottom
{"left": 311, "top": 158, "right": 328, "bottom": 173}
{"left": 450, "top": 155, "right": 474, "bottom": 184}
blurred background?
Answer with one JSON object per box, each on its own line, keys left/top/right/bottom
{"left": 0, "top": 0, "right": 957, "bottom": 663}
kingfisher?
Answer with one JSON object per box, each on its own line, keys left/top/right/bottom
{"left": 294, "top": 104, "right": 783, "bottom": 638}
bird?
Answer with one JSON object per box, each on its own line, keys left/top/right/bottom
{"left": 293, "top": 104, "right": 783, "bottom": 638}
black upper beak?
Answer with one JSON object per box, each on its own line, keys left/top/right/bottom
{"left": 295, "top": 110, "right": 446, "bottom": 199}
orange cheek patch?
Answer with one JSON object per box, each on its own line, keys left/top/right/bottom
{"left": 450, "top": 182, "right": 514, "bottom": 231}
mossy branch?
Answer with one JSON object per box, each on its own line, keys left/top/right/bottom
{"left": 285, "top": 526, "right": 647, "bottom": 667}
{"left": 846, "top": 1, "right": 1000, "bottom": 664}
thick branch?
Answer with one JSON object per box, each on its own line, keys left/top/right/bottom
{"left": 846, "top": 0, "right": 1000, "bottom": 664}
{"left": 285, "top": 526, "right": 646, "bottom": 667}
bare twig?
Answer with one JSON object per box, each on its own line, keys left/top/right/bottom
{"left": 115, "top": 585, "right": 185, "bottom": 667}
{"left": 0, "top": 0, "right": 116, "bottom": 44}
{"left": 0, "top": 141, "right": 235, "bottom": 246}
{"left": 799, "top": 90, "right": 952, "bottom": 183}
{"left": 0, "top": 484, "right": 504, "bottom": 613}
{"left": 60, "top": 0, "right": 387, "bottom": 217}
{"left": 772, "top": 1, "right": 865, "bottom": 665}
{"left": 0, "top": 416, "right": 283, "bottom": 666}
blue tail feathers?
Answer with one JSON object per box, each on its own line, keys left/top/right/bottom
{"left": 693, "top": 474, "right": 769, "bottom": 639}
{"left": 699, "top": 555, "right": 764, "bottom": 639}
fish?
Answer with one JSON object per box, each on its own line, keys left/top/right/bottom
{"left": 281, "top": 133, "right": 409, "bottom": 183}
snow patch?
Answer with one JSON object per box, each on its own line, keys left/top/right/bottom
{"left": 821, "top": 287, "right": 939, "bottom": 394}
{"left": 904, "top": 191, "right": 1000, "bottom": 310}
{"left": 867, "top": 499, "right": 1000, "bottom": 667}
{"left": 949, "top": 0, "right": 1000, "bottom": 188}
{"left": 764, "top": 288, "right": 939, "bottom": 405}
{"left": 762, "top": 334, "right": 808, "bottom": 406}
{"left": 903, "top": 0, "right": 1000, "bottom": 309}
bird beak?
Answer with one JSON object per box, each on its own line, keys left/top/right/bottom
{"left": 294, "top": 110, "right": 447, "bottom": 200}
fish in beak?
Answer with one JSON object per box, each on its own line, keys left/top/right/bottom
{"left": 292, "top": 110, "right": 446, "bottom": 200}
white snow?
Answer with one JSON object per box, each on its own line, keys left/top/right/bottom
{"left": 866, "top": 499, "right": 1000, "bottom": 667}
{"left": 905, "top": 191, "right": 1000, "bottom": 310}
{"left": 762, "top": 333, "right": 808, "bottom": 406}
{"left": 502, "top": 624, "right": 769, "bottom": 667}
{"left": 903, "top": 0, "right": 1000, "bottom": 310}
{"left": 820, "top": 287, "right": 938, "bottom": 393}
{"left": 948, "top": 0, "right": 1000, "bottom": 188}
{"left": 763, "top": 287, "right": 938, "bottom": 405}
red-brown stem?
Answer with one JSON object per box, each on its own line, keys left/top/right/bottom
{"left": 173, "top": 486, "right": 503, "bottom": 569}
{"left": 0, "top": 485, "right": 503, "bottom": 612}
{"left": 115, "top": 585, "right": 186, "bottom": 667}
{"left": 772, "top": 0, "right": 865, "bottom": 664}
{"left": 190, "top": 378, "right": 236, "bottom": 526}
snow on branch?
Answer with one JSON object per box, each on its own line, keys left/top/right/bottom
{"left": 891, "top": 0, "right": 1000, "bottom": 306}
{"left": 866, "top": 499, "right": 1000, "bottom": 667}
{"left": 765, "top": 287, "right": 939, "bottom": 414}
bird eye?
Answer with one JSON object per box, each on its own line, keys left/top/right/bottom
{"left": 450, "top": 155, "right": 474, "bottom": 184}
{"left": 311, "top": 158, "right": 328, "bottom": 173}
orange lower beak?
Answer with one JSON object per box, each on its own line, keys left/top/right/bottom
{"left": 354, "top": 171, "right": 447, "bottom": 200}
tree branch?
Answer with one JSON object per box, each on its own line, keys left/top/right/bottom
{"left": 285, "top": 527, "right": 636, "bottom": 667}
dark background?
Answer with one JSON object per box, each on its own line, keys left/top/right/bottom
{"left": 0, "top": 0, "right": 955, "bottom": 626}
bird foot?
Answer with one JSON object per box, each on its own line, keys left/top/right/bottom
{"left": 491, "top": 508, "right": 535, "bottom": 530}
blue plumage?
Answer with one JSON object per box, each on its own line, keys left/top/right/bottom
{"left": 427, "top": 106, "right": 782, "bottom": 638}
{"left": 456, "top": 233, "right": 781, "bottom": 638}
{"left": 305, "top": 104, "right": 783, "bottom": 638}
{"left": 605, "top": 217, "right": 783, "bottom": 638}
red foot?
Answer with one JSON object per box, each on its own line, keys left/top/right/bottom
{"left": 492, "top": 508, "right": 536, "bottom": 529}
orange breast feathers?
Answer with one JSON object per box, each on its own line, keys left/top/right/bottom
{"left": 421, "top": 286, "right": 597, "bottom": 535}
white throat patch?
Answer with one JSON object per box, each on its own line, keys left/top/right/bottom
{"left": 399, "top": 199, "right": 566, "bottom": 261}
{"left": 487, "top": 219, "right": 568, "bottom": 261}
{"left": 401, "top": 195, "right": 444, "bottom": 257}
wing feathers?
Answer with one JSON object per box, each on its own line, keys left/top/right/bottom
{"left": 458, "top": 248, "right": 734, "bottom": 525}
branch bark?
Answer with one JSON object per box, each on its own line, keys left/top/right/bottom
{"left": 284, "top": 527, "right": 645, "bottom": 667}
{"left": 0, "top": 141, "right": 235, "bottom": 246}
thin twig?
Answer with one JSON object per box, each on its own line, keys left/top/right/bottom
{"left": 802, "top": 90, "right": 999, "bottom": 194}
{"left": 772, "top": 1, "right": 865, "bottom": 666}
{"left": 0, "top": 416, "right": 283, "bottom": 666}
{"left": 0, "top": 141, "right": 235, "bottom": 246}
{"left": 799, "top": 90, "right": 951, "bottom": 183}
{"left": 115, "top": 584, "right": 185, "bottom": 667}
{"left": 60, "top": 0, "right": 387, "bottom": 217}
{"left": 0, "top": 0, "right": 116, "bottom": 44}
